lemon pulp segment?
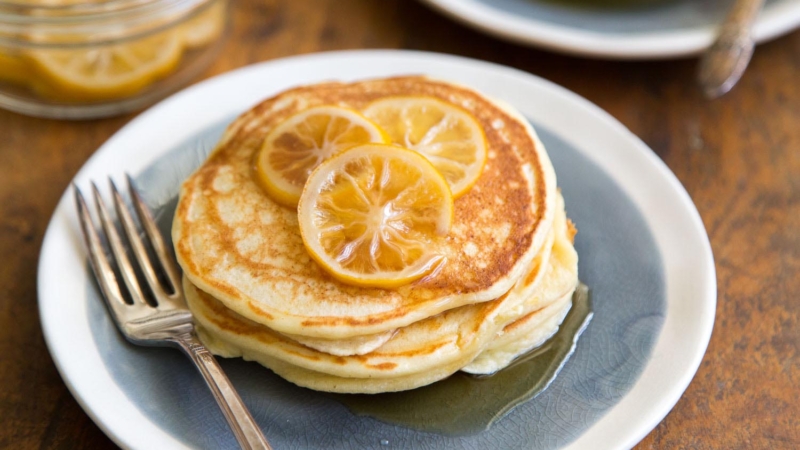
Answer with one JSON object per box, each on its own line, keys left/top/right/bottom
{"left": 298, "top": 144, "right": 454, "bottom": 288}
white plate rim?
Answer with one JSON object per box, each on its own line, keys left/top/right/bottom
{"left": 37, "top": 49, "right": 716, "bottom": 450}
{"left": 420, "top": 0, "right": 800, "bottom": 59}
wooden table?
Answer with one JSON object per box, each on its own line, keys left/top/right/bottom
{"left": 1, "top": 0, "right": 798, "bottom": 448}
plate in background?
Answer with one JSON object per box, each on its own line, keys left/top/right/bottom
{"left": 420, "top": 0, "right": 800, "bottom": 58}
{"left": 38, "top": 50, "right": 716, "bottom": 449}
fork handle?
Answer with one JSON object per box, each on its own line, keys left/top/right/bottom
{"left": 175, "top": 333, "right": 273, "bottom": 450}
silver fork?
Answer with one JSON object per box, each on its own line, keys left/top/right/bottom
{"left": 75, "top": 176, "right": 272, "bottom": 450}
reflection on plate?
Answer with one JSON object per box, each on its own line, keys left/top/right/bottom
{"left": 38, "top": 50, "right": 715, "bottom": 449}
{"left": 420, "top": 0, "right": 800, "bottom": 58}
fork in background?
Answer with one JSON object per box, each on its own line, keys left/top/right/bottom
{"left": 75, "top": 176, "right": 271, "bottom": 450}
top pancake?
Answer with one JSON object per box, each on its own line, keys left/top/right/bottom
{"left": 172, "top": 76, "right": 557, "bottom": 338}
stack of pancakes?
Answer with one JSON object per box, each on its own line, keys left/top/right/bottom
{"left": 172, "top": 77, "right": 579, "bottom": 393}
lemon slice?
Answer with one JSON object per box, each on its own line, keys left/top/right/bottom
{"left": 29, "top": 30, "right": 182, "bottom": 102}
{"left": 0, "top": 51, "right": 30, "bottom": 86}
{"left": 363, "top": 96, "right": 488, "bottom": 198}
{"left": 298, "top": 144, "right": 454, "bottom": 288}
{"left": 180, "top": 1, "right": 226, "bottom": 49}
{"left": 256, "top": 105, "right": 388, "bottom": 207}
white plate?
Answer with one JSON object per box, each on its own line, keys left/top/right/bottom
{"left": 38, "top": 50, "right": 715, "bottom": 449}
{"left": 420, "top": 0, "right": 800, "bottom": 59}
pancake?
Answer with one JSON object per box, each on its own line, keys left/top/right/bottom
{"left": 282, "top": 329, "right": 395, "bottom": 356}
{"left": 461, "top": 199, "right": 579, "bottom": 375}
{"left": 184, "top": 195, "right": 578, "bottom": 392}
{"left": 255, "top": 209, "right": 557, "bottom": 358}
{"left": 462, "top": 293, "right": 573, "bottom": 375}
{"left": 196, "top": 326, "right": 471, "bottom": 395}
{"left": 173, "top": 76, "right": 558, "bottom": 339}
{"left": 493, "top": 193, "right": 578, "bottom": 327}
{"left": 187, "top": 278, "right": 512, "bottom": 380}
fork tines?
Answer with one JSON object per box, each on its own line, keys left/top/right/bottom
{"left": 75, "top": 176, "right": 182, "bottom": 314}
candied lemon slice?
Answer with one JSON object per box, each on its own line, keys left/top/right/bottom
{"left": 298, "top": 144, "right": 454, "bottom": 288}
{"left": 28, "top": 30, "right": 182, "bottom": 102}
{"left": 0, "top": 51, "right": 31, "bottom": 86}
{"left": 256, "top": 105, "right": 388, "bottom": 207}
{"left": 363, "top": 96, "right": 487, "bottom": 198}
{"left": 180, "top": 1, "right": 226, "bottom": 49}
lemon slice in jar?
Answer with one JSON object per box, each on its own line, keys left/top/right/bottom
{"left": 298, "top": 144, "right": 454, "bottom": 288}
{"left": 363, "top": 96, "right": 487, "bottom": 198}
{"left": 28, "top": 30, "right": 182, "bottom": 102}
{"left": 0, "top": 51, "right": 31, "bottom": 86}
{"left": 255, "top": 105, "right": 388, "bottom": 207}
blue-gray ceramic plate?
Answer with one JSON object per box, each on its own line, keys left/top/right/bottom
{"left": 38, "top": 50, "right": 716, "bottom": 449}
{"left": 420, "top": 0, "right": 800, "bottom": 58}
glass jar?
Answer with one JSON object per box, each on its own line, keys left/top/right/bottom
{"left": 0, "top": 0, "right": 228, "bottom": 118}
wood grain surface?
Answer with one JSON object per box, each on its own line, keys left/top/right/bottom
{"left": 1, "top": 0, "right": 798, "bottom": 448}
